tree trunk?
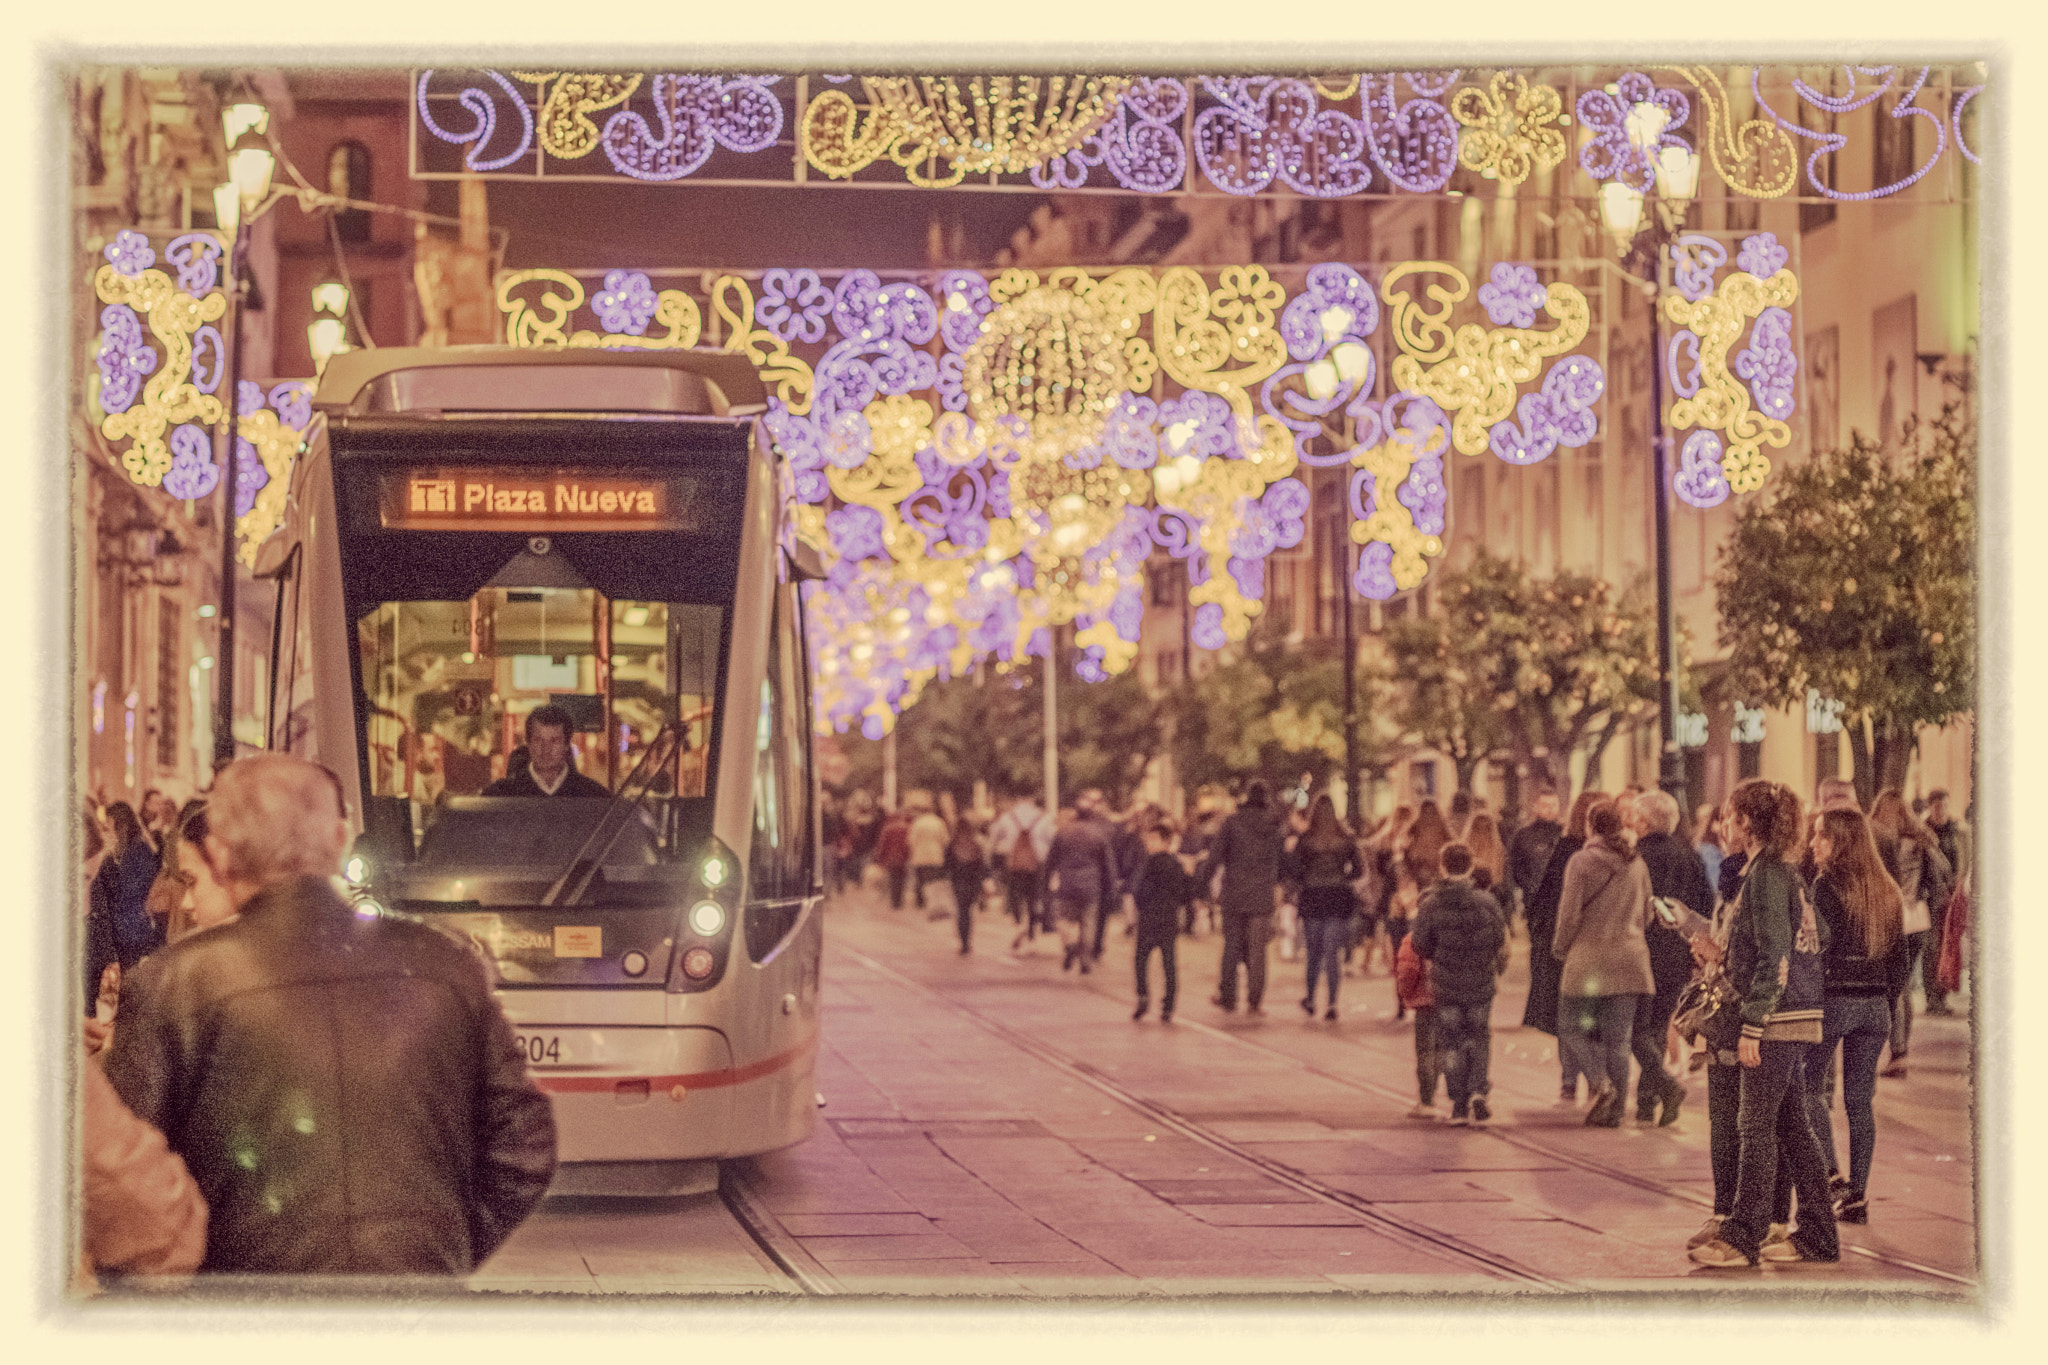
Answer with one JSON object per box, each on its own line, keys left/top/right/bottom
{"left": 1846, "top": 714, "right": 1876, "bottom": 809}
{"left": 1502, "top": 758, "right": 1525, "bottom": 829}
{"left": 1454, "top": 752, "right": 1482, "bottom": 796}
{"left": 1582, "top": 715, "right": 1622, "bottom": 792}
{"left": 1873, "top": 713, "right": 1915, "bottom": 795}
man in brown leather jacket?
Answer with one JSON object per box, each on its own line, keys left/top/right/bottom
{"left": 102, "top": 754, "right": 557, "bottom": 1276}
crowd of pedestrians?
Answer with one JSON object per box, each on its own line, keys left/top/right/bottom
{"left": 824, "top": 766, "right": 1971, "bottom": 1272}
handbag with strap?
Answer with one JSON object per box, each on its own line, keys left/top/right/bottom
{"left": 1672, "top": 962, "right": 1744, "bottom": 1050}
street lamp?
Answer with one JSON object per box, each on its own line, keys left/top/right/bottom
{"left": 213, "top": 100, "right": 275, "bottom": 767}
{"left": 309, "top": 280, "right": 352, "bottom": 371}
{"left": 1596, "top": 112, "right": 1699, "bottom": 806}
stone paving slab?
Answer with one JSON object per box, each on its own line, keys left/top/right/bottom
{"left": 1175, "top": 1203, "right": 1369, "bottom": 1227}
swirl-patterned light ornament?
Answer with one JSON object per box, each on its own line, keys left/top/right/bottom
{"left": 1755, "top": 65, "right": 1948, "bottom": 201}
{"left": 492, "top": 261, "right": 1612, "bottom": 730}
{"left": 1656, "top": 66, "right": 1798, "bottom": 199}
{"left": 803, "top": 76, "right": 1131, "bottom": 188}
{"left": 416, "top": 70, "right": 535, "bottom": 171}
{"left": 1193, "top": 79, "right": 1374, "bottom": 197}
{"left": 1382, "top": 261, "right": 1593, "bottom": 457}
{"left": 1361, "top": 72, "right": 1461, "bottom": 192}
{"left": 1451, "top": 72, "right": 1568, "bottom": 186}
{"left": 1662, "top": 232, "right": 1801, "bottom": 501}
{"left": 1577, "top": 73, "right": 1691, "bottom": 191}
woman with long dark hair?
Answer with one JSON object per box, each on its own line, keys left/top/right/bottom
{"left": 1804, "top": 807, "right": 1910, "bottom": 1225}
{"left": 147, "top": 802, "right": 238, "bottom": 943}
{"left": 1689, "top": 780, "right": 1838, "bottom": 1268}
{"left": 1551, "top": 800, "right": 1654, "bottom": 1128}
{"left": 1522, "top": 791, "right": 1603, "bottom": 1103}
{"left": 1294, "top": 795, "right": 1361, "bottom": 1020}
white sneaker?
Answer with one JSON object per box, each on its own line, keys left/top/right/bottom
{"left": 1686, "top": 1215, "right": 1725, "bottom": 1250}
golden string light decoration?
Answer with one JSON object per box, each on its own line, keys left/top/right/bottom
{"left": 1349, "top": 428, "right": 1445, "bottom": 596}
{"left": 233, "top": 407, "right": 302, "bottom": 568}
{"left": 1154, "top": 264, "right": 1292, "bottom": 462}
{"left": 1451, "top": 71, "right": 1569, "bottom": 187}
{"left": 1662, "top": 259, "right": 1800, "bottom": 493}
{"left": 1658, "top": 65, "right": 1798, "bottom": 199}
{"left": 801, "top": 75, "right": 1132, "bottom": 187}
{"left": 94, "top": 262, "right": 228, "bottom": 487}
{"left": 1381, "top": 261, "right": 1592, "bottom": 457}
{"left": 513, "top": 71, "right": 644, "bottom": 161}
{"left": 494, "top": 268, "right": 702, "bottom": 350}
{"left": 708, "top": 274, "right": 816, "bottom": 415}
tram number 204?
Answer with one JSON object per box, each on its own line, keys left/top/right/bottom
{"left": 516, "top": 1034, "right": 563, "bottom": 1065}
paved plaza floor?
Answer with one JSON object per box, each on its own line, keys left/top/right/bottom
{"left": 477, "top": 881, "right": 1978, "bottom": 1300}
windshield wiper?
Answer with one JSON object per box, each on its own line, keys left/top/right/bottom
{"left": 540, "top": 722, "right": 682, "bottom": 908}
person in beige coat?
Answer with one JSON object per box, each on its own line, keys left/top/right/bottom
{"left": 81, "top": 1061, "right": 206, "bottom": 1281}
{"left": 1552, "top": 799, "right": 1656, "bottom": 1127}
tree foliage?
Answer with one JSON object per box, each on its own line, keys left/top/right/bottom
{"left": 1389, "top": 551, "right": 1667, "bottom": 798}
{"left": 1714, "top": 402, "right": 1975, "bottom": 800}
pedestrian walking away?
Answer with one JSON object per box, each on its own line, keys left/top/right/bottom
{"left": 1198, "top": 780, "right": 1287, "bottom": 1015}
{"left": 990, "top": 788, "right": 1051, "bottom": 942}
{"left": 1291, "top": 795, "right": 1361, "bottom": 1020}
{"left": 1044, "top": 804, "right": 1116, "bottom": 974}
{"left": 1411, "top": 843, "right": 1508, "bottom": 1126}
{"left": 1689, "top": 779, "right": 1839, "bottom": 1269}
{"left": 1552, "top": 799, "right": 1655, "bottom": 1128}
{"left": 907, "top": 796, "right": 951, "bottom": 917}
{"left": 1130, "top": 821, "right": 1195, "bottom": 1022}
{"left": 1523, "top": 791, "right": 1602, "bottom": 1103}
{"left": 100, "top": 754, "right": 558, "bottom": 1275}
{"left": 1868, "top": 788, "right": 1953, "bottom": 1074}
{"left": 1394, "top": 915, "right": 1441, "bottom": 1118}
{"left": 945, "top": 810, "right": 987, "bottom": 954}
{"left": 1632, "top": 789, "right": 1713, "bottom": 1126}
{"left": 874, "top": 806, "right": 913, "bottom": 910}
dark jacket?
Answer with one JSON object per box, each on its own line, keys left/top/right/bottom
{"left": 102, "top": 877, "right": 558, "bottom": 1275}
{"left": 1289, "top": 834, "right": 1361, "bottom": 917}
{"left": 1716, "top": 848, "right": 1750, "bottom": 906}
{"left": 1812, "top": 877, "right": 1913, "bottom": 999}
{"left": 481, "top": 765, "right": 610, "bottom": 799}
{"left": 1519, "top": 833, "right": 1583, "bottom": 1033}
{"left": 1130, "top": 851, "right": 1193, "bottom": 937}
{"left": 1198, "top": 805, "right": 1286, "bottom": 918}
{"left": 1046, "top": 818, "right": 1117, "bottom": 908}
{"left": 1725, "top": 856, "right": 1827, "bottom": 1043}
{"left": 1508, "top": 818, "right": 1562, "bottom": 905}
{"left": 97, "top": 842, "right": 165, "bottom": 970}
{"left": 1637, "top": 830, "right": 1712, "bottom": 998}
{"left": 1411, "top": 877, "right": 1508, "bottom": 1006}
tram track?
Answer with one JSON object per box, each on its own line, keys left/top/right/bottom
{"left": 837, "top": 944, "right": 1569, "bottom": 1291}
{"left": 841, "top": 934, "right": 1972, "bottom": 1291}
{"left": 717, "top": 1162, "right": 841, "bottom": 1295}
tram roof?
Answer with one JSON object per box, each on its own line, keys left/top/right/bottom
{"left": 313, "top": 347, "right": 767, "bottom": 419}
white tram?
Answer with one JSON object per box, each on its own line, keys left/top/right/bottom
{"left": 262, "top": 348, "right": 824, "bottom": 1196}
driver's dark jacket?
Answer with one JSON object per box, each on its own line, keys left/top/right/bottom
{"left": 102, "top": 877, "right": 557, "bottom": 1275}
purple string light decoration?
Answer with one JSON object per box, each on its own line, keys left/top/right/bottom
{"left": 1670, "top": 235, "right": 1727, "bottom": 302}
{"left": 825, "top": 504, "right": 886, "bottom": 563}
{"left": 1667, "top": 329, "right": 1703, "bottom": 400}
{"left": 1157, "top": 390, "right": 1240, "bottom": 461}
{"left": 1361, "top": 73, "right": 1459, "bottom": 193}
{"left": 95, "top": 305, "right": 155, "bottom": 414}
{"left": 758, "top": 268, "right": 834, "bottom": 343}
{"left": 936, "top": 270, "right": 995, "bottom": 354}
{"left": 104, "top": 230, "right": 154, "bottom": 277}
{"left": 902, "top": 454, "right": 992, "bottom": 557}
{"left": 163, "top": 234, "right": 222, "bottom": 295}
{"left": 190, "top": 326, "right": 225, "bottom": 394}
{"left": 1576, "top": 72, "right": 1690, "bottom": 192}
{"left": 1190, "top": 601, "right": 1228, "bottom": 651}
{"left": 1353, "top": 541, "right": 1399, "bottom": 601}
{"left": 833, "top": 270, "right": 938, "bottom": 345}
{"left": 233, "top": 436, "right": 269, "bottom": 517}
{"left": 1735, "top": 307, "right": 1798, "bottom": 422}
{"left": 269, "top": 382, "right": 313, "bottom": 431}
{"left": 1193, "top": 79, "right": 1373, "bottom": 198}
{"left": 591, "top": 270, "right": 659, "bottom": 335}
{"left": 599, "top": 74, "right": 783, "bottom": 182}
{"left": 1753, "top": 65, "right": 1948, "bottom": 201}
{"left": 416, "top": 70, "right": 533, "bottom": 172}
{"left": 1735, "top": 231, "right": 1790, "bottom": 279}
{"left": 1072, "top": 393, "right": 1160, "bottom": 470}
{"left": 160, "top": 424, "right": 219, "bottom": 501}
{"left": 1150, "top": 506, "right": 1211, "bottom": 588}
{"left": 1487, "top": 356, "right": 1607, "bottom": 466}
{"left": 1262, "top": 263, "right": 1381, "bottom": 464}
{"left": 1953, "top": 83, "right": 1983, "bottom": 163}
{"left": 1098, "top": 78, "right": 1189, "bottom": 193}
{"left": 1673, "top": 430, "right": 1731, "bottom": 508}
{"left": 1476, "top": 263, "right": 1548, "bottom": 328}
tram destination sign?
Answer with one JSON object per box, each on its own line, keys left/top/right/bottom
{"left": 381, "top": 467, "right": 702, "bottom": 533}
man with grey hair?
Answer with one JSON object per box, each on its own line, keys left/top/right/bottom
{"left": 1630, "top": 787, "right": 1714, "bottom": 1125}
{"left": 1816, "top": 777, "right": 1859, "bottom": 813}
{"left": 102, "top": 754, "right": 556, "bottom": 1277}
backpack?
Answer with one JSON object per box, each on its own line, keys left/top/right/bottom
{"left": 1008, "top": 820, "right": 1042, "bottom": 874}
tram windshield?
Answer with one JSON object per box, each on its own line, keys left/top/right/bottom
{"left": 355, "top": 587, "right": 725, "bottom": 873}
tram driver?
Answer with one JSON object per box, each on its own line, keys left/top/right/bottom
{"left": 483, "top": 705, "right": 609, "bottom": 798}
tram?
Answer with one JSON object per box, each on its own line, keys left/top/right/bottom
{"left": 262, "top": 348, "right": 824, "bottom": 1196}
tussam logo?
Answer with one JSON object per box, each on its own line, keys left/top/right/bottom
{"left": 482, "top": 929, "right": 555, "bottom": 954}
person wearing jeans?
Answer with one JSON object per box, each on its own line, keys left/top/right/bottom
{"left": 1550, "top": 799, "right": 1656, "bottom": 1128}
{"left": 1691, "top": 779, "right": 1838, "bottom": 1268}
{"left": 1292, "top": 798, "right": 1361, "bottom": 1020}
{"left": 1198, "top": 782, "right": 1286, "bottom": 1015}
{"left": 1411, "top": 843, "right": 1508, "bottom": 1124}
{"left": 1801, "top": 807, "right": 1914, "bottom": 1224}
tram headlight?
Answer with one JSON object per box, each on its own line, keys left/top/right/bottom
{"left": 700, "top": 855, "right": 727, "bottom": 889}
{"left": 344, "top": 854, "right": 370, "bottom": 886}
{"left": 681, "top": 947, "right": 716, "bottom": 980}
{"left": 689, "top": 901, "right": 726, "bottom": 936}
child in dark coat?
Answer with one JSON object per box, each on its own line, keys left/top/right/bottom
{"left": 1131, "top": 823, "right": 1194, "bottom": 1022}
{"left": 1411, "top": 843, "right": 1510, "bottom": 1126}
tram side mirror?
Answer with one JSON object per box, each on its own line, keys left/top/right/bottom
{"left": 784, "top": 538, "right": 827, "bottom": 582}
{"left": 359, "top": 795, "right": 417, "bottom": 868}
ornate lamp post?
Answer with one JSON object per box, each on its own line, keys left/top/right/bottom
{"left": 212, "top": 100, "right": 275, "bottom": 767}
{"left": 1597, "top": 102, "right": 1699, "bottom": 805}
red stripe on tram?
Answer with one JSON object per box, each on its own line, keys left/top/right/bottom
{"left": 531, "top": 1033, "right": 818, "bottom": 1095}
